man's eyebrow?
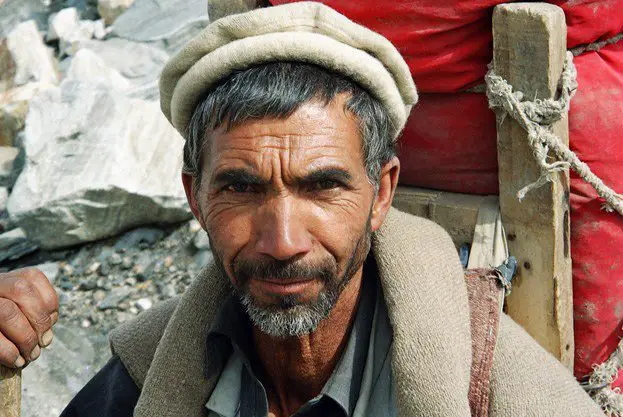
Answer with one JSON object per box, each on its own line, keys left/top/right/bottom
{"left": 211, "top": 168, "right": 266, "bottom": 186}
{"left": 299, "top": 167, "right": 353, "bottom": 184}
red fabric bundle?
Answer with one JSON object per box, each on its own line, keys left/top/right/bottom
{"left": 270, "top": 0, "right": 623, "bottom": 385}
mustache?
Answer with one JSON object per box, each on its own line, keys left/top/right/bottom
{"left": 233, "top": 258, "right": 337, "bottom": 285}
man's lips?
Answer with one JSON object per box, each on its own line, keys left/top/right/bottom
{"left": 251, "top": 278, "right": 316, "bottom": 295}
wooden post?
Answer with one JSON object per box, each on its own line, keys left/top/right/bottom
{"left": 493, "top": 3, "right": 573, "bottom": 368}
{"left": 0, "top": 366, "right": 21, "bottom": 417}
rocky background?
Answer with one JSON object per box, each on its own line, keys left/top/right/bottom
{"left": 0, "top": 0, "right": 211, "bottom": 415}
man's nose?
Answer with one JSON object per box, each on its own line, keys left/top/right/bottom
{"left": 255, "top": 196, "right": 313, "bottom": 261}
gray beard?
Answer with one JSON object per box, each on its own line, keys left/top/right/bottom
{"left": 236, "top": 226, "right": 371, "bottom": 338}
{"left": 239, "top": 289, "right": 337, "bottom": 338}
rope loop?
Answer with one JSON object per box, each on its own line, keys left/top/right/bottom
{"left": 485, "top": 52, "right": 623, "bottom": 216}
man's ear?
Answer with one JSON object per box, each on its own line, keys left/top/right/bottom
{"left": 182, "top": 173, "right": 206, "bottom": 229}
{"left": 369, "top": 156, "right": 400, "bottom": 233}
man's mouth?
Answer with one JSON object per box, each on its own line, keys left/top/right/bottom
{"left": 251, "top": 278, "right": 316, "bottom": 295}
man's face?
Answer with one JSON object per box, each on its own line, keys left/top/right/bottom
{"left": 183, "top": 94, "right": 397, "bottom": 337}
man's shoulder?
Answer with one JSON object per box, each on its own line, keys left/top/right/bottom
{"left": 108, "top": 297, "right": 181, "bottom": 388}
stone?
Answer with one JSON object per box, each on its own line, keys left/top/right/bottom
{"left": 108, "top": 252, "right": 122, "bottom": 266}
{"left": 36, "top": 261, "right": 60, "bottom": 284}
{"left": 79, "top": 38, "right": 168, "bottom": 100}
{"left": 78, "top": 279, "right": 97, "bottom": 291}
{"left": 121, "top": 256, "right": 133, "bottom": 270}
{"left": 21, "top": 324, "right": 110, "bottom": 417}
{"left": 60, "top": 262, "right": 74, "bottom": 277}
{"left": 6, "top": 80, "right": 192, "bottom": 249}
{"left": 97, "top": 261, "right": 111, "bottom": 276}
{"left": 111, "top": 0, "right": 208, "bottom": 53}
{"left": 1, "top": 21, "right": 59, "bottom": 92}
{"left": 47, "top": 7, "right": 79, "bottom": 42}
{"left": 65, "top": 48, "right": 131, "bottom": 91}
{"left": 59, "top": 20, "right": 105, "bottom": 56}
{"left": 0, "top": 186, "right": 7, "bottom": 212}
{"left": 0, "top": 146, "right": 19, "bottom": 186}
{"left": 0, "top": 0, "right": 49, "bottom": 39}
{"left": 97, "top": 286, "right": 131, "bottom": 310}
{"left": 188, "top": 219, "right": 201, "bottom": 233}
{"left": 193, "top": 232, "right": 210, "bottom": 250}
{"left": 0, "top": 82, "right": 55, "bottom": 147}
{"left": 114, "top": 227, "right": 165, "bottom": 250}
{"left": 133, "top": 251, "right": 154, "bottom": 280}
{"left": 98, "top": 0, "right": 135, "bottom": 25}
{"left": 48, "top": 0, "right": 101, "bottom": 21}
{"left": 0, "top": 100, "right": 27, "bottom": 147}
{"left": 93, "top": 289, "right": 106, "bottom": 302}
{"left": 92, "top": 20, "right": 108, "bottom": 40}
{"left": 59, "top": 281, "right": 74, "bottom": 290}
{"left": 46, "top": 9, "right": 108, "bottom": 56}
{"left": 161, "top": 283, "right": 177, "bottom": 298}
{"left": 0, "top": 227, "right": 38, "bottom": 263}
{"left": 164, "top": 255, "right": 173, "bottom": 268}
{"left": 135, "top": 297, "right": 152, "bottom": 311}
{"left": 87, "top": 261, "right": 101, "bottom": 274}
{"left": 193, "top": 250, "right": 213, "bottom": 268}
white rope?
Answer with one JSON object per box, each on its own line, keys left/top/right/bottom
{"left": 485, "top": 52, "right": 623, "bottom": 216}
{"left": 583, "top": 339, "right": 623, "bottom": 416}
{"left": 571, "top": 32, "right": 623, "bottom": 57}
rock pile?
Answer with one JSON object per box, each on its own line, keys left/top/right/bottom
{"left": 0, "top": 0, "right": 212, "bottom": 415}
{"left": 0, "top": 0, "right": 213, "bottom": 250}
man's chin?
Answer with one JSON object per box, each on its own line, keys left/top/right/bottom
{"left": 238, "top": 291, "right": 335, "bottom": 338}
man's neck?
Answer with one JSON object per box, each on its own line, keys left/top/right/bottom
{"left": 252, "top": 269, "right": 364, "bottom": 417}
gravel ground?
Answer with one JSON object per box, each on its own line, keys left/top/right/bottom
{"left": 1, "top": 219, "right": 215, "bottom": 416}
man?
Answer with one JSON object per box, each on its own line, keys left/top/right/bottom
{"left": 0, "top": 3, "right": 604, "bottom": 416}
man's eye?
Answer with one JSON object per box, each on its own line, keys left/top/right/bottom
{"left": 310, "top": 180, "right": 340, "bottom": 191}
{"left": 225, "top": 183, "right": 254, "bottom": 193}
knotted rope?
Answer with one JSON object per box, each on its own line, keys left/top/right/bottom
{"left": 582, "top": 339, "right": 623, "bottom": 416}
{"left": 485, "top": 52, "right": 623, "bottom": 216}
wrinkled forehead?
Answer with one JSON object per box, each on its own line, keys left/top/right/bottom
{"left": 205, "top": 97, "right": 366, "bottom": 176}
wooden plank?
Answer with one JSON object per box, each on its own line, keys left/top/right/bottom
{"left": 493, "top": 3, "right": 573, "bottom": 368}
{"left": 0, "top": 366, "right": 21, "bottom": 417}
{"left": 393, "top": 186, "right": 494, "bottom": 248}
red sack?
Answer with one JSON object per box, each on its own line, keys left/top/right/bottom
{"left": 568, "top": 41, "right": 623, "bottom": 384}
{"left": 269, "top": 0, "right": 623, "bottom": 386}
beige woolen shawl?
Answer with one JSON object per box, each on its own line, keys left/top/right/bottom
{"left": 109, "top": 208, "right": 602, "bottom": 417}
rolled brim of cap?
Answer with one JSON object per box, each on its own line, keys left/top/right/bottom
{"left": 160, "top": 1, "right": 418, "bottom": 140}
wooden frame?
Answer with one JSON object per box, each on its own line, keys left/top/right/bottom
{"left": 394, "top": 3, "right": 574, "bottom": 369}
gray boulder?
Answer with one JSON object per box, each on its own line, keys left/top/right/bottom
{"left": 79, "top": 38, "right": 169, "bottom": 100}
{"left": 21, "top": 323, "right": 110, "bottom": 417}
{"left": 0, "top": 186, "right": 7, "bottom": 213}
{"left": 98, "top": 0, "right": 135, "bottom": 25}
{"left": 0, "top": 227, "right": 38, "bottom": 263}
{"left": 6, "top": 79, "right": 192, "bottom": 249}
{"left": 0, "top": 20, "right": 59, "bottom": 92}
{"left": 0, "top": 146, "right": 20, "bottom": 187}
{"left": 0, "top": 0, "right": 49, "bottom": 38}
{"left": 111, "top": 0, "right": 209, "bottom": 52}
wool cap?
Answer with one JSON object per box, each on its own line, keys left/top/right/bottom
{"left": 159, "top": 1, "right": 418, "bottom": 140}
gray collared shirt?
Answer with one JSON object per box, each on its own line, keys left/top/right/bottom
{"left": 205, "top": 264, "right": 397, "bottom": 417}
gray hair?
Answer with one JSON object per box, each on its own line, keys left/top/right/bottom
{"left": 184, "top": 62, "right": 395, "bottom": 190}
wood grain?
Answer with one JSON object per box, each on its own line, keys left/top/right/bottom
{"left": 393, "top": 186, "right": 494, "bottom": 248}
{"left": 0, "top": 365, "right": 21, "bottom": 417}
{"left": 493, "top": 3, "right": 574, "bottom": 368}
